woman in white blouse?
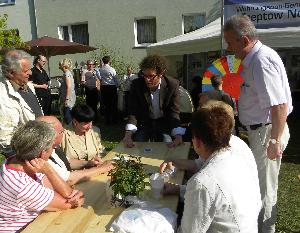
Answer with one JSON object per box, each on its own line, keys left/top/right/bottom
{"left": 171, "top": 101, "right": 261, "bottom": 233}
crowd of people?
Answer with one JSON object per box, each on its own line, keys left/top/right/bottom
{"left": 0, "top": 15, "right": 293, "bottom": 233}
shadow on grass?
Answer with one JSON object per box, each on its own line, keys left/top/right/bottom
{"left": 282, "top": 155, "right": 300, "bottom": 165}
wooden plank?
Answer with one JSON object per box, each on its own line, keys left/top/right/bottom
{"left": 22, "top": 207, "right": 94, "bottom": 233}
{"left": 44, "top": 207, "right": 94, "bottom": 233}
{"left": 22, "top": 211, "right": 62, "bottom": 233}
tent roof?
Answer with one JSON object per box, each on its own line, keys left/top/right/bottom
{"left": 147, "top": 17, "right": 300, "bottom": 56}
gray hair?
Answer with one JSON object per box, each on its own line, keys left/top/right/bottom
{"left": 11, "top": 120, "right": 56, "bottom": 161}
{"left": 224, "top": 15, "right": 258, "bottom": 41}
{"left": 1, "top": 49, "right": 32, "bottom": 78}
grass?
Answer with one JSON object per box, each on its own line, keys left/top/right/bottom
{"left": 0, "top": 116, "right": 299, "bottom": 232}
{"left": 276, "top": 117, "right": 300, "bottom": 233}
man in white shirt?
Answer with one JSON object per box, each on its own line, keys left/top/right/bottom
{"left": 99, "top": 56, "right": 119, "bottom": 124}
{"left": 123, "top": 66, "right": 138, "bottom": 118}
{"left": 223, "top": 15, "right": 292, "bottom": 233}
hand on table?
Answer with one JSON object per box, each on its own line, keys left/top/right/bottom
{"left": 167, "top": 135, "right": 183, "bottom": 148}
{"left": 99, "top": 160, "right": 114, "bottom": 172}
{"left": 67, "top": 189, "right": 85, "bottom": 208}
{"left": 86, "top": 156, "right": 104, "bottom": 167}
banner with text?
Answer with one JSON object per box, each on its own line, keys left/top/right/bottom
{"left": 224, "top": 0, "right": 300, "bottom": 28}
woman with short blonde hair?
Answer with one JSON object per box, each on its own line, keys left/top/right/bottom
{"left": 59, "top": 58, "right": 76, "bottom": 124}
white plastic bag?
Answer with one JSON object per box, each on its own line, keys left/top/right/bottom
{"left": 110, "top": 201, "right": 177, "bottom": 233}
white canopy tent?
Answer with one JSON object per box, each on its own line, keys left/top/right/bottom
{"left": 147, "top": 17, "right": 300, "bottom": 56}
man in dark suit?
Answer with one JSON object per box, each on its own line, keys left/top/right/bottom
{"left": 122, "top": 55, "right": 184, "bottom": 148}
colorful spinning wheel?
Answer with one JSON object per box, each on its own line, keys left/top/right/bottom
{"left": 202, "top": 55, "right": 244, "bottom": 100}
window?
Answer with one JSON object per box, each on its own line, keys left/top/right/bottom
{"left": 183, "top": 14, "right": 205, "bottom": 34}
{"left": 134, "top": 17, "right": 156, "bottom": 46}
{"left": 0, "top": 0, "right": 15, "bottom": 6}
{"left": 58, "top": 23, "right": 89, "bottom": 45}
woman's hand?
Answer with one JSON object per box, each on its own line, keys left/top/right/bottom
{"left": 25, "top": 158, "right": 52, "bottom": 174}
{"left": 159, "top": 160, "right": 174, "bottom": 174}
{"left": 67, "top": 189, "right": 85, "bottom": 208}
{"left": 99, "top": 160, "right": 114, "bottom": 172}
{"left": 86, "top": 157, "right": 104, "bottom": 167}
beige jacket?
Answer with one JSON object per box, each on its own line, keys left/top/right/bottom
{"left": 60, "top": 125, "right": 105, "bottom": 160}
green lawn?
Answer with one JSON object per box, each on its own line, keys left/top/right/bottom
{"left": 0, "top": 116, "right": 299, "bottom": 232}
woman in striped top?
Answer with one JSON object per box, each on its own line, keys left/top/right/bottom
{"left": 0, "top": 120, "right": 84, "bottom": 232}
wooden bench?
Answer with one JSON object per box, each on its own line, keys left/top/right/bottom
{"left": 23, "top": 142, "right": 191, "bottom": 233}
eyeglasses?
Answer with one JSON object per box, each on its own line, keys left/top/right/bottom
{"left": 87, "top": 63, "right": 94, "bottom": 66}
{"left": 142, "top": 72, "right": 159, "bottom": 81}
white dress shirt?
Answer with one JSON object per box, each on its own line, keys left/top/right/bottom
{"left": 239, "top": 40, "right": 293, "bottom": 125}
{"left": 99, "top": 64, "right": 118, "bottom": 86}
{"left": 180, "top": 135, "right": 261, "bottom": 233}
{"left": 48, "top": 150, "right": 70, "bottom": 181}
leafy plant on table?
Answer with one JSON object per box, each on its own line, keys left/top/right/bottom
{"left": 108, "top": 154, "right": 147, "bottom": 205}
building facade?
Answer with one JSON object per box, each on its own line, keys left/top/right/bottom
{"left": 1, "top": 0, "right": 221, "bottom": 76}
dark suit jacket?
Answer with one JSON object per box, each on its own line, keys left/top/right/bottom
{"left": 128, "top": 76, "right": 181, "bottom": 132}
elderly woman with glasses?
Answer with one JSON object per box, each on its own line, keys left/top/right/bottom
{"left": 122, "top": 54, "right": 184, "bottom": 148}
{"left": 60, "top": 104, "right": 110, "bottom": 169}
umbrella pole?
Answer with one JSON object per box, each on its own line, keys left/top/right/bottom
{"left": 47, "top": 56, "right": 51, "bottom": 78}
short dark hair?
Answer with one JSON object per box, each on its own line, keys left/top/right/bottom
{"left": 102, "top": 56, "right": 111, "bottom": 64}
{"left": 211, "top": 76, "right": 222, "bottom": 89}
{"left": 139, "top": 54, "right": 167, "bottom": 75}
{"left": 71, "top": 104, "right": 95, "bottom": 122}
{"left": 191, "top": 105, "right": 232, "bottom": 152}
{"left": 33, "top": 55, "right": 44, "bottom": 65}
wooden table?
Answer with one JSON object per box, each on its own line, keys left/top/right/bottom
{"left": 23, "top": 142, "right": 191, "bottom": 233}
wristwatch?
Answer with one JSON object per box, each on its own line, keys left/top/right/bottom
{"left": 270, "top": 139, "right": 280, "bottom": 144}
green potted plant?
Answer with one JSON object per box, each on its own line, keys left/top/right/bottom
{"left": 108, "top": 154, "right": 147, "bottom": 206}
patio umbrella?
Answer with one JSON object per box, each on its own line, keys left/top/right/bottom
{"left": 23, "top": 35, "right": 97, "bottom": 76}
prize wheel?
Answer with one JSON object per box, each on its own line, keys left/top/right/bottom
{"left": 202, "top": 55, "right": 244, "bottom": 100}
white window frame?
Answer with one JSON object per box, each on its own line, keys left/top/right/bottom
{"left": 58, "top": 22, "right": 88, "bottom": 44}
{"left": 134, "top": 17, "right": 156, "bottom": 47}
{"left": 58, "top": 25, "right": 73, "bottom": 42}
{"left": 182, "top": 13, "right": 206, "bottom": 34}
{"left": 0, "top": 0, "right": 16, "bottom": 6}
